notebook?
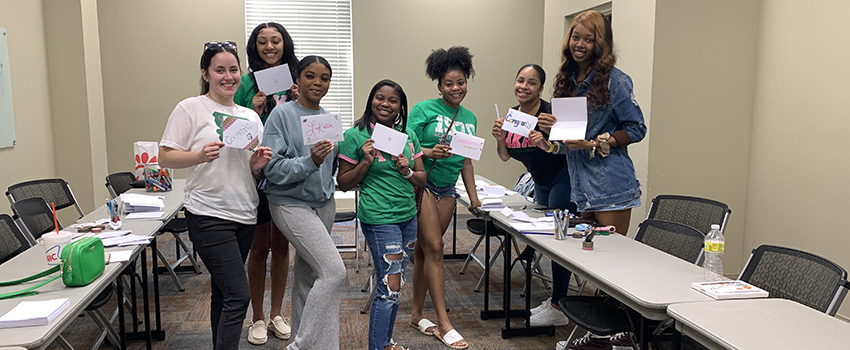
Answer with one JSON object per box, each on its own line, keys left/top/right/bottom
{"left": 0, "top": 298, "right": 70, "bottom": 328}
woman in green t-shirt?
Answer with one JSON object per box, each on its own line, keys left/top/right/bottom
{"left": 233, "top": 22, "right": 299, "bottom": 345}
{"left": 337, "top": 79, "right": 426, "bottom": 350}
{"left": 407, "top": 46, "right": 479, "bottom": 350}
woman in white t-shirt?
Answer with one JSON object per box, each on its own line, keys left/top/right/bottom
{"left": 159, "top": 41, "right": 272, "bottom": 350}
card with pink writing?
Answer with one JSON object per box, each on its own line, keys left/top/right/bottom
{"left": 502, "top": 108, "right": 538, "bottom": 137}
{"left": 301, "top": 113, "right": 344, "bottom": 145}
{"left": 448, "top": 131, "right": 485, "bottom": 160}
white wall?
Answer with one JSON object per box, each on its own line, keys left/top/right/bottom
{"left": 744, "top": 0, "right": 850, "bottom": 317}
{"left": 0, "top": 0, "right": 57, "bottom": 215}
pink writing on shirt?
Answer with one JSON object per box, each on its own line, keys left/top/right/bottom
{"left": 506, "top": 133, "right": 533, "bottom": 148}
{"left": 272, "top": 94, "right": 286, "bottom": 107}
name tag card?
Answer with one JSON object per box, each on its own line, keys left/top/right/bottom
{"left": 301, "top": 113, "right": 344, "bottom": 145}
{"left": 254, "top": 64, "right": 294, "bottom": 95}
{"left": 448, "top": 131, "right": 485, "bottom": 160}
{"left": 501, "top": 108, "right": 538, "bottom": 137}
{"left": 549, "top": 97, "right": 588, "bottom": 141}
{"left": 371, "top": 123, "right": 408, "bottom": 156}
{"left": 214, "top": 112, "right": 261, "bottom": 150}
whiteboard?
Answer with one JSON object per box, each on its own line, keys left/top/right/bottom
{"left": 0, "top": 28, "right": 15, "bottom": 148}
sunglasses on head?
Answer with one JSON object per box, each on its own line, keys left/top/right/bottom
{"left": 204, "top": 41, "right": 237, "bottom": 52}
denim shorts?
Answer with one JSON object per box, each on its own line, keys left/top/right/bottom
{"left": 424, "top": 180, "right": 459, "bottom": 202}
{"left": 581, "top": 196, "right": 641, "bottom": 212}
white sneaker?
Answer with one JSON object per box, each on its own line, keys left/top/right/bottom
{"left": 531, "top": 297, "right": 553, "bottom": 316}
{"left": 247, "top": 319, "right": 268, "bottom": 345}
{"left": 530, "top": 302, "right": 570, "bottom": 326}
{"left": 555, "top": 340, "right": 568, "bottom": 350}
{"left": 269, "top": 315, "right": 291, "bottom": 340}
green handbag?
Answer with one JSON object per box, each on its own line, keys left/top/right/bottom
{"left": 60, "top": 237, "right": 105, "bottom": 287}
{"left": 0, "top": 237, "right": 106, "bottom": 299}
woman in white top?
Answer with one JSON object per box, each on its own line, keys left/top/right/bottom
{"left": 159, "top": 41, "right": 272, "bottom": 350}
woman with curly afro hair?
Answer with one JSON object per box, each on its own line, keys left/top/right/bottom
{"left": 406, "top": 46, "right": 478, "bottom": 350}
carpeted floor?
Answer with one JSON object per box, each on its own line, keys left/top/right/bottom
{"left": 46, "top": 213, "right": 707, "bottom": 350}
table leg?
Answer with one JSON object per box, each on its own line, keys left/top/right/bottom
{"left": 151, "top": 236, "right": 164, "bottom": 340}
{"left": 140, "top": 246, "right": 153, "bottom": 350}
{"left": 117, "top": 267, "right": 127, "bottom": 350}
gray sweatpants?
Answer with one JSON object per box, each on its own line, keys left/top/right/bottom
{"left": 270, "top": 201, "right": 347, "bottom": 350}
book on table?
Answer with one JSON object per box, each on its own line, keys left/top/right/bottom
{"left": 691, "top": 280, "right": 769, "bottom": 300}
{"left": 0, "top": 298, "right": 70, "bottom": 329}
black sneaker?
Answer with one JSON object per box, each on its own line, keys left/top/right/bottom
{"left": 610, "top": 332, "right": 635, "bottom": 350}
{"left": 568, "top": 333, "right": 612, "bottom": 350}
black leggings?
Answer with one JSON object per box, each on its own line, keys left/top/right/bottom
{"left": 186, "top": 212, "right": 254, "bottom": 350}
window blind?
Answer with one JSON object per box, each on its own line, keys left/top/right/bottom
{"left": 245, "top": 0, "right": 354, "bottom": 127}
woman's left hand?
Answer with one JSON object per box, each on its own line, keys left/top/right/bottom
{"left": 250, "top": 146, "right": 272, "bottom": 173}
{"left": 468, "top": 197, "right": 482, "bottom": 217}
{"left": 528, "top": 130, "right": 550, "bottom": 150}
{"left": 396, "top": 153, "right": 410, "bottom": 176}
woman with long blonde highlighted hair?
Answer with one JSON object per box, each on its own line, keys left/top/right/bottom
{"left": 545, "top": 10, "right": 647, "bottom": 350}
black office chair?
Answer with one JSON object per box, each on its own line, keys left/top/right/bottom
{"left": 740, "top": 245, "right": 850, "bottom": 316}
{"left": 0, "top": 214, "right": 30, "bottom": 265}
{"left": 12, "top": 198, "right": 121, "bottom": 349}
{"left": 105, "top": 172, "right": 201, "bottom": 292}
{"left": 558, "top": 220, "right": 707, "bottom": 347}
{"left": 11, "top": 197, "right": 61, "bottom": 242}
{"left": 645, "top": 194, "right": 731, "bottom": 234}
{"left": 6, "top": 178, "right": 85, "bottom": 218}
{"left": 105, "top": 171, "right": 139, "bottom": 198}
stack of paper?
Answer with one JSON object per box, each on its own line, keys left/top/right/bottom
{"left": 0, "top": 298, "right": 70, "bottom": 329}
{"left": 101, "top": 234, "right": 151, "bottom": 247}
{"left": 121, "top": 193, "right": 165, "bottom": 213}
{"left": 480, "top": 198, "right": 504, "bottom": 211}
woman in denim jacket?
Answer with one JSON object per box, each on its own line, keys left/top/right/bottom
{"left": 544, "top": 10, "right": 647, "bottom": 350}
{"left": 550, "top": 10, "right": 647, "bottom": 243}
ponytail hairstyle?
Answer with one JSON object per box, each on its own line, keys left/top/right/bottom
{"left": 553, "top": 10, "right": 615, "bottom": 111}
{"left": 424, "top": 46, "right": 475, "bottom": 83}
{"left": 353, "top": 79, "right": 409, "bottom": 133}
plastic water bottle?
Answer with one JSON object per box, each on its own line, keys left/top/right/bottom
{"left": 703, "top": 224, "right": 724, "bottom": 281}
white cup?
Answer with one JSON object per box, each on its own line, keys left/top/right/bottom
{"left": 41, "top": 231, "right": 72, "bottom": 266}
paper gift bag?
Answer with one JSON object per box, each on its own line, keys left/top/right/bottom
{"left": 133, "top": 141, "right": 159, "bottom": 180}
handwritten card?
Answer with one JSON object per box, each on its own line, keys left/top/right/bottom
{"left": 372, "top": 123, "right": 408, "bottom": 156}
{"left": 301, "top": 113, "right": 344, "bottom": 145}
{"left": 549, "top": 97, "right": 588, "bottom": 141}
{"left": 502, "top": 108, "right": 538, "bottom": 137}
{"left": 213, "top": 112, "right": 260, "bottom": 150}
{"left": 254, "top": 63, "right": 294, "bottom": 95}
{"left": 448, "top": 131, "right": 485, "bottom": 160}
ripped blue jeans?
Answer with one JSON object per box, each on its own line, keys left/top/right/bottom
{"left": 361, "top": 216, "right": 417, "bottom": 350}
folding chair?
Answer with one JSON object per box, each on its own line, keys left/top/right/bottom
{"left": 558, "top": 220, "right": 706, "bottom": 348}
{"left": 12, "top": 199, "right": 121, "bottom": 350}
{"left": 6, "top": 178, "right": 85, "bottom": 218}
{"left": 334, "top": 189, "right": 361, "bottom": 273}
{"left": 740, "top": 245, "right": 850, "bottom": 316}
{"left": 105, "top": 172, "right": 201, "bottom": 291}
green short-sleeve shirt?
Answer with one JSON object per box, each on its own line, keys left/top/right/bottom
{"left": 408, "top": 98, "right": 477, "bottom": 187}
{"left": 338, "top": 125, "right": 423, "bottom": 225}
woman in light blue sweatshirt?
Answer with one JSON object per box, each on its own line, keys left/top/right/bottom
{"left": 260, "top": 55, "right": 346, "bottom": 350}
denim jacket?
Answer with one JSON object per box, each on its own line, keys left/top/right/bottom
{"left": 566, "top": 67, "right": 647, "bottom": 211}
